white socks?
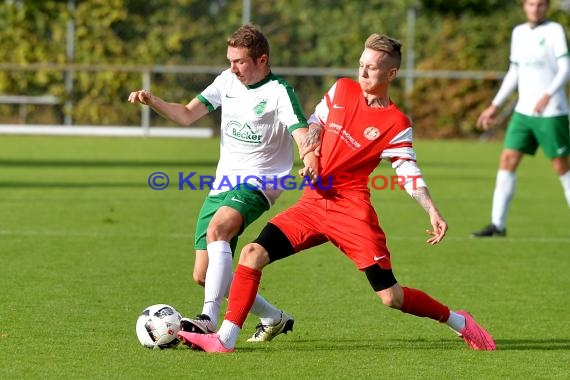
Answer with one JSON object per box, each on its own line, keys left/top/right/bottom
{"left": 490, "top": 169, "right": 570, "bottom": 229}
{"left": 559, "top": 171, "right": 570, "bottom": 208}
{"left": 491, "top": 169, "right": 516, "bottom": 230}
{"left": 217, "top": 320, "right": 241, "bottom": 349}
{"left": 221, "top": 272, "right": 282, "bottom": 325}
{"left": 446, "top": 311, "right": 466, "bottom": 332}
{"left": 202, "top": 241, "right": 233, "bottom": 327}
{"left": 250, "top": 294, "right": 283, "bottom": 325}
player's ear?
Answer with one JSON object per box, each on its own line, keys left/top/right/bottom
{"left": 258, "top": 54, "right": 269, "bottom": 66}
{"left": 388, "top": 67, "right": 399, "bottom": 81}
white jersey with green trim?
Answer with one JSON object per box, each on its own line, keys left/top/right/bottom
{"left": 508, "top": 21, "right": 569, "bottom": 116}
{"left": 197, "top": 69, "right": 307, "bottom": 205}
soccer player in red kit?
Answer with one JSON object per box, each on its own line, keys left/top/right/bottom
{"left": 178, "top": 33, "right": 496, "bottom": 352}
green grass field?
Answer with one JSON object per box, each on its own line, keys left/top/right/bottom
{"left": 1, "top": 135, "right": 569, "bottom": 379}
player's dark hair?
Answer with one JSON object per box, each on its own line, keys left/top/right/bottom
{"left": 227, "top": 24, "right": 270, "bottom": 62}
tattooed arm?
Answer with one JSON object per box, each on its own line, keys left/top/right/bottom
{"left": 298, "top": 123, "right": 323, "bottom": 159}
{"left": 411, "top": 186, "right": 448, "bottom": 245}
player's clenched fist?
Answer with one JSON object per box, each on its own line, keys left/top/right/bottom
{"left": 128, "top": 89, "right": 153, "bottom": 105}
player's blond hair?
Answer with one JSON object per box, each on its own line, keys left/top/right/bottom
{"left": 364, "top": 34, "right": 402, "bottom": 69}
{"left": 227, "top": 25, "right": 270, "bottom": 63}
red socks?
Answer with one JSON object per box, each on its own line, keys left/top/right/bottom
{"left": 401, "top": 287, "right": 450, "bottom": 322}
{"left": 224, "top": 264, "right": 262, "bottom": 328}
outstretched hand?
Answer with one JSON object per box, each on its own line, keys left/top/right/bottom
{"left": 476, "top": 105, "right": 498, "bottom": 131}
{"left": 128, "top": 89, "right": 153, "bottom": 105}
{"left": 425, "top": 214, "right": 448, "bottom": 245}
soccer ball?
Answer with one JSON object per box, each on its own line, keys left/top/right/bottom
{"left": 135, "top": 304, "right": 182, "bottom": 349}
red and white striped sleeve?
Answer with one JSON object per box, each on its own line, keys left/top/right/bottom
{"left": 381, "top": 126, "right": 427, "bottom": 194}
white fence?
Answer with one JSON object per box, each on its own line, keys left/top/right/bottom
{"left": 0, "top": 63, "right": 505, "bottom": 138}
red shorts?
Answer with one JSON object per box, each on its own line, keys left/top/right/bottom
{"left": 269, "top": 194, "right": 391, "bottom": 270}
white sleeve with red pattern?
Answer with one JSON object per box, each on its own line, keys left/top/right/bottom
{"left": 380, "top": 126, "right": 427, "bottom": 194}
{"left": 307, "top": 82, "right": 338, "bottom": 126}
{"left": 393, "top": 160, "right": 427, "bottom": 195}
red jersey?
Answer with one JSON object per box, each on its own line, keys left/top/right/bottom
{"left": 272, "top": 78, "right": 420, "bottom": 269}
{"left": 308, "top": 78, "right": 417, "bottom": 195}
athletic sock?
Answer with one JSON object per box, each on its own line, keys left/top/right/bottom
{"left": 446, "top": 311, "right": 466, "bottom": 332}
{"left": 559, "top": 170, "right": 570, "bottom": 208}
{"left": 400, "top": 287, "right": 450, "bottom": 322}
{"left": 491, "top": 169, "right": 516, "bottom": 230}
{"left": 224, "top": 264, "right": 261, "bottom": 328}
{"left": 217, "top": 320, "right": 241, "bottom": 349}
{"left": 201, "top": 240, "right": 233, "bottom": 327}
{"left": 250, "top": 294, "right": 283, "bottom": 325}
{"left": 223, "top": 272, "right": 282, "bottom": 325}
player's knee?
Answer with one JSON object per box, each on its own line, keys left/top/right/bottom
{"left": 499, "top": 150, "right": 521, "bottom": 171}
{"left": 238, "top": 243, "right": 268, "bottom": 270}
{"left": 206, "top": 224, "right": 226, "bottom": 242}
{"left": 376, "top": 284, "right": 404, "bottom": 309}
{"left": 378, "top": 292, "right": 402, "bottom": 309}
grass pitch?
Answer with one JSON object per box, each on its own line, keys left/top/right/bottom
{"left": 0, "top": 135, "right": 569, "bottom": 379}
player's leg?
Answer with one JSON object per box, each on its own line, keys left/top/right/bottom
{"left": 181, "top": 196, "right": 221, "bottom": 333}
{"left": 332, "top": 203, "right": 495, "bottom": 350}
{"left": 179, "top": 223, "right": 292, "bottom": 352}
{"left": 534, "top": 115, "right": 570, "bottom": 207}
{"left": 192, "top": 249, "right": 208, "bottom": 287}
{"left": 218, "top": 188, "right": 294, "bottom": 339}
{"left": 197, "top": 187, "right": 266, "bottom": 329}
{"left": 491, "top": 148, "right": 523, "bottom": 231}
{"left": 179, "top": 202, "right": 327, "bottom": 352}
{"left": 216, "top": 222, "right": 300, "bottom": 350}
{"left": 473, "top": 112, "right": 536, "bottom": 237}
{"left": 553, "top": 156, "right": 570, "bottom": 207}
{"left": 218, "top": 189, "right": 291, "bottom": 340}
{"left": 364, "top": 264, "right": 496, "bottom": 350}
{"left": 183, "top": 187, "right": 291, "bottom": 337}
{"left": 181, "top": 249, "right": 219, "bottom": 333}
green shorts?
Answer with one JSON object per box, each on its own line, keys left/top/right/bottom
{"left": 504, "top": 112, "right": 570, "bottom": 159}
{"left": 194, "top": 186, "right": 270, "bottom": 253}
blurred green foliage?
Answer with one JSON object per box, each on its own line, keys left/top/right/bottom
{"left": 0, "top": 0, "right": 568, "bottom": 136}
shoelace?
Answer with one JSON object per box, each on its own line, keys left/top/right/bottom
{"left": 252, "top": 323, "right": 267, "bottom": 337}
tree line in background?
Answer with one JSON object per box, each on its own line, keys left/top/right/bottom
{"left": 1, "top": 0, "right": 569, "bottom": 137}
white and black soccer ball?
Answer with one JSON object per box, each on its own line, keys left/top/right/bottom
{"left": 135, "top": 304, "right": 182, "bottom": 349}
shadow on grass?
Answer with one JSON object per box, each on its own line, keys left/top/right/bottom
{"left": 218, "top": 338, "right": 570, "bottom": 352}
{"left": 492, "top": 338, "right": 570, "bottom": 351}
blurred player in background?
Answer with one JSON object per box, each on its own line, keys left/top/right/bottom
{"left": 473, "top": 0, "right": 570, "bottom": 237}
{"left": 178, "top": 33, "right": 496, "bottom": 353}
{"left": 128, "top": 25, "right": 317, "bottom": 341}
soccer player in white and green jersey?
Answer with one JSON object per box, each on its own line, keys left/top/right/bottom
{"left": 128, "top": 25, "right": 317, "bottom": 341}
{"left": 473, "top": 0, "right": 570, "bottom": 237}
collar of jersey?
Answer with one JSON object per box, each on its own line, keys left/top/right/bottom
{"left": 246, "top": 71, "right": 274, "bottom": 90}
{"left": 528, "top": 19, "right": 549, "bottom": 30}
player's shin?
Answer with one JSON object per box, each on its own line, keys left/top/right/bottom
{"left": 218, "top": 264, "right": 262, "bottom": 349}
{"left": 400, "top": 287, "right": 450, "bottom": 322}
{"left": 224, "top": 264, "right": 262, "bottom": 327}
{"left": 202, "top": 241, "right": 233, "bottom": 326}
